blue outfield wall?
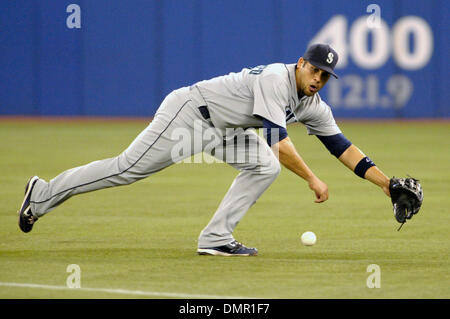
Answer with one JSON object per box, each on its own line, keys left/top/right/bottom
{"left": 0, "top": 0, "right": 449, "bottom": 118}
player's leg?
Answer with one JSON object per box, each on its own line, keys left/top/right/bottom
{"left": 197, "top": 129, "right": 280, "bottom": 255}
{"left": 20, "top": 87, "right": 204, "bottom": 229}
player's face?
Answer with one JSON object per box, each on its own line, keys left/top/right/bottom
{"left": 296, "top": 58, "right": 331, "bottom": 96}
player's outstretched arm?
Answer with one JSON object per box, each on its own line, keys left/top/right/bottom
{"left": 272, "top": 137, "right": 329, "bottom": 203}
{"left": 338, "top": 144, "right": 390, "bottom": 197}
{"left": 316, "top": 134, "right": 390, "bottom": 197}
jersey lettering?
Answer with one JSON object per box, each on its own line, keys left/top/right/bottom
{"left": 285, "top": 106, "right": 297, "bottom": 123}
{"left": 249, "top": 65, "right": 267, "bottom": 75}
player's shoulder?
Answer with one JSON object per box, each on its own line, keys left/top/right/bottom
{"left": 265, "top": 62, "right": 290, "bottom": 72}
{"left": 262, "top": 63, "right": 291, "bottom": 79}
{"left": 302, "top": 92, "right": 323, "bottom": 107}
{"left": 299, "top": 93, "right": 335, "bottom": 120}
{"left": 244, "top": 62, "right": 288, "bottom": 76}
{"left": 245, "top": 63, "right": 291, "bottom": 88}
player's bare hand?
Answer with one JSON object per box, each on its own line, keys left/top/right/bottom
{"left": 308, "top": 177, "right": 329, "bottom": 203}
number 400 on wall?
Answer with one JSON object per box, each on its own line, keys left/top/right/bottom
{"left": 310, "top": 14, "right": 433, "bottom": 70}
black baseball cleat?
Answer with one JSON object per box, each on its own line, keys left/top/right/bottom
{"left": 197, "top": 240, "right": 258, "bottom": 256}
{"left": 18, "top": 176, "right": 39, "bottom": 233}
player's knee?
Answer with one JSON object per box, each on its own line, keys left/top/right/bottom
{"left": 116, "top": 152, "right": 133, "bottom": 173}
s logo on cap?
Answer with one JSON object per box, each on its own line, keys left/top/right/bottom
{"left": 326, "top": 52, "right": 334, "bottom": 64}
{"left": 303, "top": 43, "right": 339, "bottom": 78}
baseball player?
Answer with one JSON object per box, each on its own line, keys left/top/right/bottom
{"left": 17, "top": 44, "right": 423, "bottom": 256}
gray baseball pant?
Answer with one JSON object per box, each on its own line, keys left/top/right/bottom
{"left": 29, "top": 86, "right": 280, "bottom": 248}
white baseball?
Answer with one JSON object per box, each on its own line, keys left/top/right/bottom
{"left": 301, "top": 231, "right": 317, "bottom": 246}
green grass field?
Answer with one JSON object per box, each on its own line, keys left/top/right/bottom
{"left": 0, "top": 119, "right": 449, "bottom": 299}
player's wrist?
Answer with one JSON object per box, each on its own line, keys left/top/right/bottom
{"left": 354, "top": 156, "right": 375, "bottom": 178}
{"left": 305, "top": 173, "right": 319, "bottom": 184}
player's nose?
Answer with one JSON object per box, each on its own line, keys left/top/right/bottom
{"left": 313, "top": 72, "right": 321, "bottom": 83}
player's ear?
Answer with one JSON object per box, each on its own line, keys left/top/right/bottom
{"left": 297, "top": 57, "right": 305, "bottom": 69}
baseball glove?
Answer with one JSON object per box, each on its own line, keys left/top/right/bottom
{"left": 389, "top": 177, "right": 423, "bottom": 230}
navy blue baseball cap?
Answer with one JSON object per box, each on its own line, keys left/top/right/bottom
{"left": 303, "top": 43, "right": 339, "bottom": 79}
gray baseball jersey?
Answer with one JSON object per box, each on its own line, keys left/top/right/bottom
{"left": 195, "top": 63, "right": 341, "bottom": 136}
{"left": 28, "top": 62, "right": 341, "bottom": 249}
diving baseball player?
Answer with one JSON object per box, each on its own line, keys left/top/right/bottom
{"left": 17, "top": 44, "right": 423, "bottom": 256}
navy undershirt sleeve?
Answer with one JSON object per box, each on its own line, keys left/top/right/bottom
{"left": 262, "top": 118, "right": 288, "bottom": 146}
{"left": 316, "top": 133, "right": 352, "bottom": 158}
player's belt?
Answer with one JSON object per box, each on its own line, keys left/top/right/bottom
{"left": 198, "top": 105, "right": 210, "bottom": 120}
